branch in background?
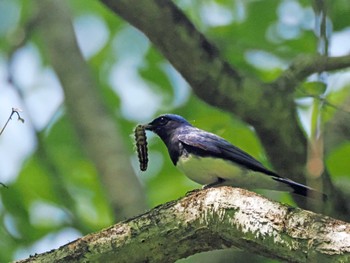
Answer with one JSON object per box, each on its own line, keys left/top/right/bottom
{"left": 34, "top": 0, "right": 147, "bottom": 220}
{"left": 15, "top": 187, "right": 350, "bottom": 263}
{"left": 6, "top": 55, "right": 95, "bottom": 232}
{"left": 100, "top": 0, "right": 243, "bottom": 108}
{"left": 273, "top": 54, "right": 350, "bottom": 92}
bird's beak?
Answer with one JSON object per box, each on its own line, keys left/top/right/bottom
{"left": 143, "top": 123, "right": 154, "bottom": 131}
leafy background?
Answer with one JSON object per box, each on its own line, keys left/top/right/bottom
{"left": 0, "top": 0, "right": 349, "bottom": 262}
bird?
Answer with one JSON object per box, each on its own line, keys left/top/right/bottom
{"left": 144, "top": 114, "right": 327, "bottom": 200}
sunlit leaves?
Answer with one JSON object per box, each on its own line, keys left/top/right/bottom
{"left": 298, "top": 81, "right": 327, "bottom": 97}
{"left": 326, "top": 142, "right": 350, "bottom": 179}
{"left": 0, "top": 115, "right": 114, "bottom": 261}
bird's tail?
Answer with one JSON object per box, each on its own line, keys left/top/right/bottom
{"left": 273, "top": 177, "right": 327, "bottom": 201}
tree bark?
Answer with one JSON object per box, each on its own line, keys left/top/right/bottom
{"left": 15, "top": 187, "right": 350, "bottom": 263}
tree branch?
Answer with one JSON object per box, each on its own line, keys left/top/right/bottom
{"left": 100, "top": 0, "right": 243, "bottom": 107}
{"left": 15, "top": 187, "right": 350, "bottom": 263}
{"left": 273, "top": 54, "right": 350, "bottom": 92}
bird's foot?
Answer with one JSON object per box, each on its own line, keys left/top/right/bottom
{"left": 202, "top": 177, "right": 225, "bottom": 189}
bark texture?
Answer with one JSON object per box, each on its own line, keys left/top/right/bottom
{"left": 16, "top": 187, "right": 350, "bottom": 263}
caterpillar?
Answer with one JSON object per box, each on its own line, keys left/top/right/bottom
{"left": 134, "top": 125, "right": 148, "bottom": 171}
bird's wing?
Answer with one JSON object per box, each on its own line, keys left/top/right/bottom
{"left": 178, "top": 128, "right": 278, "bottom": 177}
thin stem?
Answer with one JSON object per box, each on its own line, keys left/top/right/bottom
{"left": 0, "top": 108, "right": 24, "bottom": 136}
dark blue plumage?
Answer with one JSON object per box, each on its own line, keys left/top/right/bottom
{"left": 145, "top": 114, "right": 326, "bottom": 200}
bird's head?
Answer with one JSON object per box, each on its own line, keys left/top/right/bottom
{"left": 144, "top": 114, "right": 191, "bottom": 142}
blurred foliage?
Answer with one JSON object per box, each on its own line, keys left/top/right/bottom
{"left": 0, "top": 0, "right": 349, "bottom": 262}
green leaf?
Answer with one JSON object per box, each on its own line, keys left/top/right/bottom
{"left": 326, "top": 142, "right": 350, "bottom": 179}
{"left": 300, "top": 81, "right": 327, "bottom": 97}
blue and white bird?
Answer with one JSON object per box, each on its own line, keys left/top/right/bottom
{"left": 144, "top": 114, "right": 326, "bottom": 200}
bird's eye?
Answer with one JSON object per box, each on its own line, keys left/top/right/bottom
{"left": 158, "top": 117, "right": 168, "bottom": 126}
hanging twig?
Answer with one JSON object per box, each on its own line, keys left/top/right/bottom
{"left": 0, "top": 108, "right": 24, "bottom": 188}
{"left": 296, "top": 88, "right": 350, "bottom": 114}
{"left": 0, "top": 108, "right": 25, "bottom": 136}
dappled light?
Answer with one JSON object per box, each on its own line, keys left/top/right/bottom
{"left": 0, "top": 0, "right": 350, "bottom": 262}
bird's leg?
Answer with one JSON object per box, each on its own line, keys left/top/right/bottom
{"left": 202, "top": 177, "right": 225, "bottom": 189}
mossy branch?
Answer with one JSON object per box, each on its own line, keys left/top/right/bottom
{"left": 15, "top": 187, "right": 350, "bottom": 263}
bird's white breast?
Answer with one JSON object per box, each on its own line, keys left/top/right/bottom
{"left": 177, "top": 154, "right": 243, "bottom": 185}
{"left": 177, "top": 154, "right": 281, "bottom": 190}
